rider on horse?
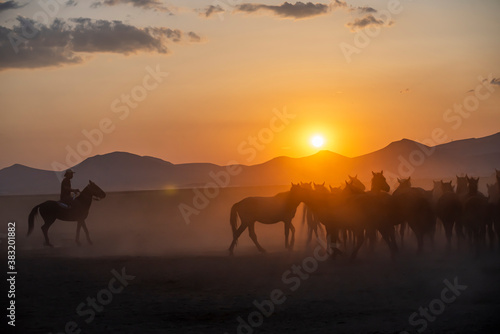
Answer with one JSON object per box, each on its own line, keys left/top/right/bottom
{"left": 60, "top": 169, "right": 80, "bottom": 207}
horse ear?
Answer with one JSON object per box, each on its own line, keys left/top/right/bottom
{"left": 408, "top": 176, "right": 411, "bottom": 181}
{"left": 372, "top": 171, "right": 375, "bottom": 176}
{"left": 397, "top": 178, "right": 401, "bottom": 183}
{"left": 322, "top": 182, "right": 325, "bottom": 186}
{"left": 381, "top": 170, "right": 384, "bottom": 175}
{"left": 89, "top": 180, "right": 92, "bottom": 184}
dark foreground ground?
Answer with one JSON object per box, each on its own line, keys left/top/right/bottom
{"left": 2, "top": 188, "right": 500, "bottom": 333}
{"left": 10, "top": 247, "right": 500, "bottom": 334}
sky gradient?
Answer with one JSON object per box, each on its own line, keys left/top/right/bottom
{"left": 0, "top": 0, "right": 499, "bottom": 170}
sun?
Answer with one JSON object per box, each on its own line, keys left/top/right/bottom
{"left": 310, "top": 135, "right": 325, "bottom": 148}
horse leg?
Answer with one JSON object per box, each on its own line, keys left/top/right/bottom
{"left": 487, "top": 220, "right": 495, "bottom": 251}
{"left": 80, "top": 220, "right": 93, "bottom": 245}
{"left": 248, "top": 223, "right": 266, "bottom": 253}
{"left": 41, "top": 218, "right": 56, "bottom": 247}
{"left": 380, "top": 228, "right": 398, "bottom": 260}
{"left": 416, "top": 231, "right": 424, "bottom": 255}
{"left": 284, "top": 221, "right": 290, "bottom": 249}
{"left": 228, "top": 223, "right": 248, "bottom": 255}
{"left": 325, "top": 225, "right": 342, "bottom": 259}
{"left": 400, "top": 222, "right": 406, "bottom": 248}
{"left": 443, "top": 219, "right": 453, "bottom": 252}
{"left": 307, "top": 221, "right": 313, "bottom": 246}
{"left": 75, "top": 221, "right": 82, "bottom": 246}
{"left": 350, "top": 230, "right": 365, "bottom": 262}
{"left": 289, "top": 222, "right": 296, "bottom": 249}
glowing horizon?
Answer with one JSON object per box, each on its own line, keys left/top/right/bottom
{"left": 0, "top": 0, "right": 499, "bottom": 170}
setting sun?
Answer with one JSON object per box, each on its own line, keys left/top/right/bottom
{"left": 311, "top": 135, "right": 325, "bottom": 148}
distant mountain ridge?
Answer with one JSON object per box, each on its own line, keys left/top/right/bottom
{"left": 1, "top": 132, "right": 499, "bottom": 195}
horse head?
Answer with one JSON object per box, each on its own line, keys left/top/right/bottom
{"left": 456, "top": 175, "right": 468, "bottom": 194}
{"left": 440, "top": 180, "right": 454, "bottom": 192}
{"left": 397, "top": 177, "right": 412, "bottom": 189}
{"left": 466, "top": 176, "right": 479, "bottom": 194}
{"left": 313, "top": 182, "right": 329, "bottom": 194}
{"left": 87, "top": 180, "right": 106, "bottom": 201}
{"left": 371, "top": 171, "right": 390, "bottom": 192}
{"left": 349, "top": 175, "right": 366, "bottom": 192}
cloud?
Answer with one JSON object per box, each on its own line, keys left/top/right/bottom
{"left": 236, "top": 1, "right": 331, "bottom": 20}
{"left": 66, "top": 0, "right": 78, "bottom": 6}
{"left": 469, "top": 77, "right": 500, "bottom": 92}
{"left": 346, "top": 14, "right": 393, "bottom": 31}
{"left": 0, "top": 17, "right": 200, "bottom": 70}
{"left": 187, "top": 31, "right": 201, "bottom": 42}
{"left": 356, "top": 6, "right": 377, "bottom": 14}
{"left": 91, "top": 0, "right": 170, "bottom": 12}
{"left": 202, "top": 5, "right": 225, "bottom": 18}
{"left": 0, "top": 1, "right": 24, "bottom": 12}
{"left": 330, "top": 0, "right": 347, "bottom": 9}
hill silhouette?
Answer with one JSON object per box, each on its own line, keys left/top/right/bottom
{"left": 1, "top": 132, "right": 499, "bottom": 195}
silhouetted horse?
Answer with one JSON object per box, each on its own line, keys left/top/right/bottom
{"left": 393, "top": 177, "right": 435, "bottom": 254}
{"left": 487, "top": 182, "right": 500, "bottom": 248}
{"left": 228, "top": 185, "right": 302, "bottom": 255}
{"left": 297, "top": 171, "right": 398, "bottom": 261}
{"left": 462, "top": 176, "right": 490, "bottom": 253}
{"left": 454, "top": 175, "right": 470, "bottom": 239}
{"left": 436, "top": 181, "right": 462, "bottom": 250}
{"left": 28, "top": 181, "right": 106, "bottom": 247}
{"left": 493, "top": 170, "right": 500, "bottom": 246}
{"left": 488, "top": 171, "right": 500, "bottom": 247}
{"left": 300, "top": 182, "right": 324, "bottom": 246}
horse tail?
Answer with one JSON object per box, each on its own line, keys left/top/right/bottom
{"left": 230, "top": 203, "right": 239, "bottom": 244}
{"left": 28, "top": 205, "right": 40, "bottom": 236}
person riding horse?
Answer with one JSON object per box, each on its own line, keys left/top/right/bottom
{"left": 60, "top": 169, "right": 80, "bottom": 207}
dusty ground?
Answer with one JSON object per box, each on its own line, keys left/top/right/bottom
{"left": 2, "top": 187, "right": 500, "bottom": 333}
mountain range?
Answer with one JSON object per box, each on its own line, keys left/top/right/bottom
{"left": 1, "top": 132, "right": 499, "bottom": 195}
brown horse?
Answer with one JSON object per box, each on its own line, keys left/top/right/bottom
{"left": 296, "top": 171, "right": 398, "bottom": 261}
{"left": 28, "top": 180, "right": 106, "bottom": 247}
{"left": 436, "top": 181, "right": 462, "bottom": 250}
{"left": 228, "top": 184, "right": 302, "bottom": 255}
{"left": 300, "top": 182, "right": 324, "bottom": 246}
{"left": 488, "top": 170, "right": 500, "bottom": 248}
{"left": 393, "top": 177, "right": 435, "bottom": 254}
{"left": 463, "top": 176, "right": 490, "bottom": 253}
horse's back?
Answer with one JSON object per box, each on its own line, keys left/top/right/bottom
{"left": 233, "top": 194, "right": 296, "bottom": 223}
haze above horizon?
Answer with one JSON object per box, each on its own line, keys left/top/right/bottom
{"left": 1, "top": 0, "right": 499, "bottom": 170}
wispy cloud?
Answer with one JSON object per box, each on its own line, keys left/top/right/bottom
{"left": 468, "top": 77, "right": 500, "bottom": 92}
{"left": 0, "top": 17, "right": 200, "bottom": 70}
{"left": 91, "top": 0, "right": 170, "bottom": 12}
{"left": 202, "top": 4, "right": 225, "bottom": 18}
{"left": 346, "top": 14, "right": 393, "bottom": 31}
{"left": 235, "top": 2, "right": 331, "bottom": 20}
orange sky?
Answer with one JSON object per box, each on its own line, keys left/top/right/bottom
{"left": 0, "top": 0, "right": 499, "bottom": 170}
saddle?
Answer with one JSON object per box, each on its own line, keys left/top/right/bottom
{"left": 57, "top": 201, "right": 71, "bottom": 209}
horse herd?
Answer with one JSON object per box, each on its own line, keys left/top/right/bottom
{"left": 228, "top": 170, "right": 500, "bottom": 260}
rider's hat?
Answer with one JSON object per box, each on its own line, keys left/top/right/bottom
{"left": 64, "top": 169, "right": 75, "bottom": 177}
